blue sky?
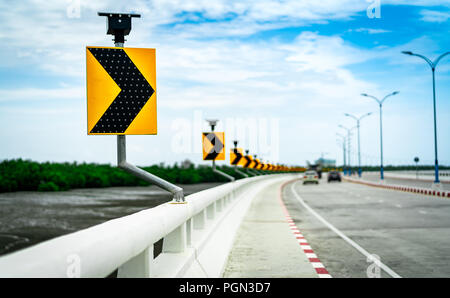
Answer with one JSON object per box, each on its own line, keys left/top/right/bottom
{"left": 0, "top": 0, "right": 449, "bottom": 167}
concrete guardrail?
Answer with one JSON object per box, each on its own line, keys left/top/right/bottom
{"left": 0, "top": 174, "right": 293, "bottom": 278}
{"left": 344, "top": 177, "right": 450, "bottom": 198}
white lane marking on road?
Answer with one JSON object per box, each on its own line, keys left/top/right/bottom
{"left": 378, "top": 200, "right": 384, "bottom": 203}
{"left": 290, "top": 182, "right": 402, "bottom": 278}
{"left": 395, "top": 204, "right": 402, "bottom": 208}
{"left": 419, "top": 210, "right": 427, "bottom": 214}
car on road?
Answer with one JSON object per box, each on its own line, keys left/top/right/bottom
{"left": 303, "top": 171, "right": 319, "bottom": 184}
{"left": 327, "top": 171, "right": 342, "bottom": 182}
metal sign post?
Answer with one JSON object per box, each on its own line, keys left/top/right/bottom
{"left": 232, "top": 140, "right": 248, "bottom": 178}
{"left": 206, "top": 120, "right": 235, "bottom": 182}
{"left": 244, "top": 149, "right": 257, "bottom": 176}
{"left": 96, "top": 12, "right": 184, "bottom": 202}
{"left": 253, "top": 154, "right": 263, "bottom": 175}
{"left": 414, "top": 157, "right": 420, "bottom": 180}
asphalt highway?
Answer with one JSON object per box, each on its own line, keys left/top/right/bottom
{"left": 282, "top": 176, "right": 450, "bottom": 278}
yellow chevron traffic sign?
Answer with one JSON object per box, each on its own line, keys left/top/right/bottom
{"left": 86, "top": 46, "right": 157, "bottom": 135}
{"left": 202, "top": 132, "right": 225, "bottom": 160}
{"left": 257, "top": 162, "right": 263, "bottom": 170}
{"left": 251, "top": 158, "right": 260, "bottom": 169}
{"left": 230, "top": 148, "right": 246, "bottom": 166}
{"left": 243, "top": 155, "right": 253, "bottom": 168}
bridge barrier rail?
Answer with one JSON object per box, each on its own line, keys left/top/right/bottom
{"left": 364, "top": 171, "right": 450, "bottom": 182}
{"left": 0, "top": 174, "right": 292, "bottom": 278}
{"left": 386, "top": 171, "right": 450, "bottom": 182}
{"left": 343, "top": 177, "right": 450, "bottom": 198}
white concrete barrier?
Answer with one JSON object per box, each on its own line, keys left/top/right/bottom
{"left": 365, "top": 171, "right": 450, "bottom": 182}
{"left": 344, "top": 177, "right": 450, "bottom": 198}
{"left": 0, "top": 174, "right": 294, "bottom": 278}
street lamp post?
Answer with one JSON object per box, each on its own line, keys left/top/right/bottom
{"left": 344, "top": 112, "right": 373, "bottom": 178}
{"left": 338, "top": 125, "right": 355, "bottom": 176}
{"left": 337, "top": 133, "right": 347, "bottom": 175}
{"left": 414, "top": 156, "right": 420, "bottom": 180}
{"left": 402, "top": 51, "right": 450, "bottom": 186}
{"left": 361, "top": 91, "right": 399, "bottom": 181}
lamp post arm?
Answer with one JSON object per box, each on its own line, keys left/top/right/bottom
{"left": 344, "top": 113, "right": 358, "bottom": 121}
{"left": 434, "top": 52, "right": 450, "bottom": 68}
{"left": 359, "top": 112, "right": 373, "bottom": 121}
{"left": 366, "top": 95, "right": 381, "bottom": 105}
{"left": 381, "top": 91, "right": 399, "bottom": 104}
{"left": 336, "top": 133, "right": 346, "bottom": 143}
{"left": 410, "top": 53, "right": 434, "bottom": 69}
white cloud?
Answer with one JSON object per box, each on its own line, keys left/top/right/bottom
{"left": 350, "top": 28, "right": 391, "bottom": 34}
{"left": 0, "top": 87, "right": 84, "bottom": 102}
{"left": 153, "top": 31, "right": 376, "bottom": 111}
{"left": 0, "top": 0, "right": 449, "bottom": 166}
{"left": 420, "top": 9, "right": 450, "bottom": 23}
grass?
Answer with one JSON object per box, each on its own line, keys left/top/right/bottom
{"left": 0, "top": 159, "right": 273, "bottom": 193}
{"left": 2, "top": 159, "right": 444, "bottom": 193}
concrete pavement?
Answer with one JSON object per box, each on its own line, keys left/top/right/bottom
{"left": 223, "top": 178, "right": 318, "bottom": 278}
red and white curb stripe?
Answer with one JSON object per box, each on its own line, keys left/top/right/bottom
{"left": 344, "top": 177, "right": 450, "bottom": 198}
{"left": 279, "top": 181, "right": 332, "bottom": 278}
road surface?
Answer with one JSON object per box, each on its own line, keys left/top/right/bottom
{"left": 282, "top": 177, "right": 450, "bottom": 278}
{"left": 223, "top": 177, "right": 317, "bottom": 278}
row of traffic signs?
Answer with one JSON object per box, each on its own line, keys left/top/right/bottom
{"left": 230, "top": 147, "right": 298, "bottom": 171}
{"left": 202, "top": 132, "right": 303, "bottom": 172}
{"left": 85, "top": 43, "right": 301, "bottom": 172}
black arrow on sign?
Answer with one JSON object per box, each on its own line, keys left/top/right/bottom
{"left": 252, "top": 159, "right": 260, "bottom": 169}
{"left": 243, "top": 155, "right": 252, "bottom": 168}
{"left": 88, "top": 48, "right": 155, "bottom": 134}
{"left": 204, "top": 133, "right": 224, "bottom": 160}
{"left": 231, "top": 149, "right": 243, "bottom": 165}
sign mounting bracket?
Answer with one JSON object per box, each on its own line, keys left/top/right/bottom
{"left": 96, "top": 12, "right": 184, "bottom": 203}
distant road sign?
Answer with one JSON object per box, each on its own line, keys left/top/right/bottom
{"left": 243, "top": 155, "right": 253, "bottom": 168}
{"left": 86, "top": 46, "right": 157, "bottom": 135}
{"left": 202, "top": 132, "right": 225, "bottom": 160}
{"left": 257, "top": 162, "right": 264, "bottom": 170}
{"left": 230, "top": 148, "right": 245, "bottom": 166}
{"left": 251, "top": 158, "right": 260, "bottom": 169}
